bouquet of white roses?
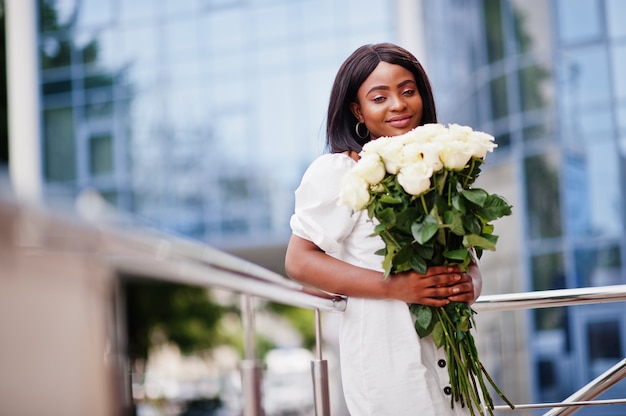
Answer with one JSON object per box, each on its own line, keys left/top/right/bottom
{"left": 338, "top": 123, "right": 514, "bottom": 416}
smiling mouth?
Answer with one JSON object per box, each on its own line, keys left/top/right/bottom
{"left": 387, "top": 115, "right": 412, "bottom": 127}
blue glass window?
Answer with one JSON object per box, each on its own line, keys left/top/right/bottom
{"left": 607, "top": 0, "right": 626, "bottom": 39}
{"left": 556, "top": 0, "right": 602, "bottom": 44}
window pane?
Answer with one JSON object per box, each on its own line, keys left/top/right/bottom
{"left": 90, "top": 134, "right": 113, "bottom": 175}
{"left": 483, "top": 0, "right": 505, "bottom": 63}
{"left": 531, "top": 252, "right": 565, "bottom": 330}
{"left": 77, "top": 0, "right": 113, "bottom": 28}
{"left": 562, "top": 111, "right": 621, "bottom": 238}
{"left": 607, "top": 0, "right": 626, "bottom": 39}
{"left": 585, "top": 320, "right": 622, "bottom": 378}
{"left": 44, "top": 107, "right": 76, "bottom": 182}
{"left": 574, "top": 245, "right": 622, "bottom": 287}
{"left": 490, "top": 75, "right": 509, "bottom": 119}
{"left": 40, "top": 36, "right": 73, "bottom": 70}
{"left": 613, "top": 44, "right": 626, "bottom": 100}
{"left": 556, "top": 0, "right": 602, "bottom": 44}
{"left": 512, "top": 0, "right": 552, "bottom": 56}
{"left": 519, "top": 64, "right": 551, "bottom": 112}
{"left": 559, "top": 46, "right": 611, "bottom": 117}
{"left": 525, "top": 151, "right": 562, "bottom": 239}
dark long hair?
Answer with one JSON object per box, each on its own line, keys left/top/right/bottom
{"left": 326, "top": 43, "right": 437, "bottom": 153}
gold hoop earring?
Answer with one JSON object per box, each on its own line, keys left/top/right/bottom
{"left": 355, "top": 122, "right": 369, "bottom": 139}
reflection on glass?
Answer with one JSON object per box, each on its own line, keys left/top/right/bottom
{"left": 40, "top": 37, "right": 73, "bottom": 70}
{"left": 512, "top": 0, "right": 552, "bottom": 56}
{"left": 525, "top": 151, "right": 562, "bottom": 239}
{"left": 556, "top": 0, "right": 601, "bottom": 43}
{"left": 44, "top": 107, "right": 76, "bottom": 182}
{"left": 522, "top": 114, "right": 555, "bottom": 143}
{"left": 560, "top": 46, "right": 610, "bottom": 110}
{"left": 575, "top": 245, "right": 622, "bottom": 287}
{"left": 586, "top": 320, "right": 622, "bottom": 378}
{"left": 78, "top": 0, "right": 113, "bottom": 28}
{"left": 531, "top": 251, "right": 565, "bottom": 331}
{"left": 89, "top": 133, "right": 113, "bottom": 176}
{"left": 490, "top": 75, "right": 508, "bottom": 120}
{"left": 518, "top": 64, "right": 550, "bottom": 112}
{"left": 483, "top": 0, "right": 505, "bottom": 63}
{"left": 562, "top": 135, "right": 620, "bottom": 239}
{"left": 607, "top": 0, "right": 626, "bottom": 39}
{"left": 613, "top": 44, "right": 626, "bottom": 100}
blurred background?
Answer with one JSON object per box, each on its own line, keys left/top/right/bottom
{"left": 1, "top": 0, "right": 626, "bottom": 415}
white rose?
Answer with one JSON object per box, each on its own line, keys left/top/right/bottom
{"left": 353, "top": 153, "right": 386, "bottom": 185}
{"left": 467, "top": 131, "right": 497, "bottom": 159}
{"left": 401, "top": 141, "right": 444, "bottom": 172}
{"left": 377, "top": 139, "right": 405, "bottom": 174}
{"left": 397, "top": 162, "right": 433, "bottom": 196}
{"left": 338, "top": 171, "right": 370, "bottom": 210}
{"left": 361, "top": 136, "right": 393, "bottom": 156}
{"left": 410, "top": 123, "right": 448, "bottom": 143}
{"left": 439, "top": 138, "right": 473, "bottom": 170}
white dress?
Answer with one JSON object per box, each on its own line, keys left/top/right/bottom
{"left": 290, "top": 153, "right": 471, "bottom": 416}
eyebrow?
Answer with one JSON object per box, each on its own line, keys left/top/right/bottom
{"left": 366, "top": 79, "right": 417, "bottom": 96}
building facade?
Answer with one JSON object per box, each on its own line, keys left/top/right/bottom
{"left": 423, "top": 0, "right": 626, "bottom": 413}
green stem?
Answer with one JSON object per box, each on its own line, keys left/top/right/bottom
{"left": 435, "top": 308, "right": 486, "bottom": 416}
{"left": 419, "top": 194, "right": 428, "bottom": 213}
{"left": 463, "top": 159, "right": 476, "bottom": 188}
{"left": 380, "top": 229, "right": 402, "bottom": 252}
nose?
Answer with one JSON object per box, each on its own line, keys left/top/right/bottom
{"left": 390, "top": 94, "right": 407, "bottom": 111}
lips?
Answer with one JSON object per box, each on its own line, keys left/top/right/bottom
{"left": 387, "top": 115, "right": 413, "bottom": 128}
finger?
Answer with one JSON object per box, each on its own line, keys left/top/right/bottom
{"left": 418, "top": 297, "right": 450, "bottom": 307}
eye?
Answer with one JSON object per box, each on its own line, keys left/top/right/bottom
{"left": 402, "top": 88, "right": 416, "bottom": 96}
{"left": 372, "top": 95, "right": 386, "bottom": 103}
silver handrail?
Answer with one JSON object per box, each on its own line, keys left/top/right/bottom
{"left": 474, "top": 285, "right": 626, "bottom": 311}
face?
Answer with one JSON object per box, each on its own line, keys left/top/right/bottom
{"left": 350, "top": 61, "right": 423, "bottom": 140}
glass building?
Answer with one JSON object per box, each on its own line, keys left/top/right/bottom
{"left": 423, "top": 0, "right": 626, "bottom": 414}
{"left": 3, "top": 0, "right": 626, "bottom": 413}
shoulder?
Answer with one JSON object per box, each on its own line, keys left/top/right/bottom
{"left": 302, "top": 153, "right": 355, "bottom": 181}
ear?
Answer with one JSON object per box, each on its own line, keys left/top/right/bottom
{"left": 350, "top": 101, "right": 363, "bottom": 122}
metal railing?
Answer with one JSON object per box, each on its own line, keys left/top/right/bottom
{"left": 110, "top": 228, "right": 626, "bottom": 416}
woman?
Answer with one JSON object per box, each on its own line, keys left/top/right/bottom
{"left": 285, "top": 43, "right": 481, "bottom": 415}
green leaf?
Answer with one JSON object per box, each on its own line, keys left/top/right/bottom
{"left": 443, "top": 248, "right": 469, "bottom": 261}
{"left": 443, "top": 210, "right": 465, "bottom": 235}
{"left": 477, "top": 194, "right": 513, "bottom": 220}
{"left": 432, "top": 321, "right": 444, "bottom": 348}
{"left": 377, "top": 207, "right": 396, "bottom": 226}
{"left": 382, "top": 251, "right": 393, "bottom": 277}
{"left": 409, "top": 254, "right": 427, "bottom": 274}
{"left": 379, "top": 194, "right": 404, "bottom": 204}
{"left": 464, "top": 215, "right": 483, "bottom": 235}
{"left": 460, "top": 189, "right": 488, "bottom": 207}
{"left": 451, "top": 194, "right": 466, "bottom": 214}
{"left": 411, "top": 216, "right": 440, "bottom": 244}
{"left": 464, "top": 234, "right": 497, "bottom": 251}
{"left": 458, "top": 315, "right": 470, "bottom": 332}
{"left": 414, "top": 244, "right": 434, "bottom": 260}
{"left": 412, "top": 304, "right": 434, "bottom": 337}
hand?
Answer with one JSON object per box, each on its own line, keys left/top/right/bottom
{"left": 384, "top": 265, "right": 478, "bottom": 306}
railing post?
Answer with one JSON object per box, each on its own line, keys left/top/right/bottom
{"left": 240, "top": 295, "right": 263, "bottom": 416}
{"left": 311, "top": 309, "right": 331, "bottom": 416}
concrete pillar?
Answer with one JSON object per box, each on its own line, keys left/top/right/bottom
{"left": 395, "top": 0, "right": 428, "bottom": 64}
{"left": 5, "top": 0, "right": 43, "bottom": 205}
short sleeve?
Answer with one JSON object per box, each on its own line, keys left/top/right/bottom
{"left": 290, "top": 153, "right": 359, "bottom": 254}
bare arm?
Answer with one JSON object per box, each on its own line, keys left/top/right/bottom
{"left": 285, "top": 234, "right": 480, "bottom": 307}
